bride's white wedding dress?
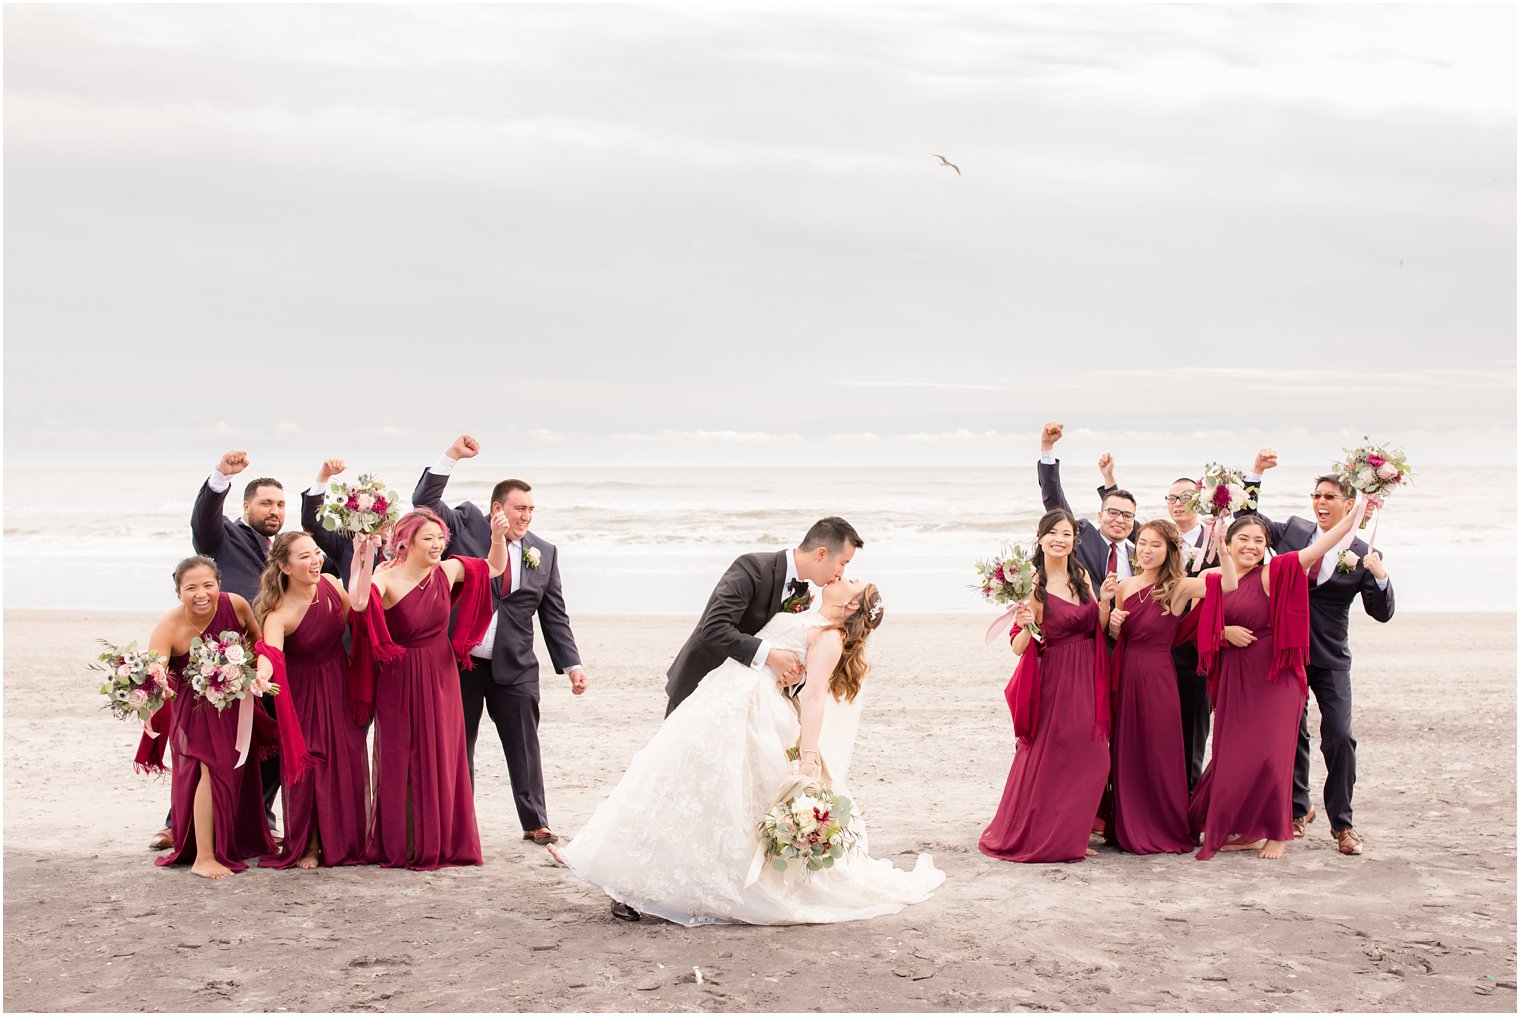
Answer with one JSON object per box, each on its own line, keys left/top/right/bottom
{"left": 561, "top": 611, "right": 944, "bottom": 926}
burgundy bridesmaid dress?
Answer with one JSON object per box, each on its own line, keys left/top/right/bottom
{"left": 365, "top": 566, "right": 483, "bottom": 869}
{"left": 980, "top": 595, "right": 1110, "bottom": 863}
{"left": 263, "top": 580, "right": 370, "bottom": 868}
{"left": 1109, "top": 589, "right": 1194, "bottom": 854}
{"left": 157, "top": 593, "right": 277, "bottom": 873}
{"left": 1188, "top": 571, "right": 1307, "bottom": 859}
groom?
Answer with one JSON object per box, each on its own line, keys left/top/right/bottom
{"left": 664, "top": 516, "right": 865, "bottom": 716}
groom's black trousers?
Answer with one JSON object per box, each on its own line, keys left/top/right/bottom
{"left": 459, "top": 666, "right": 549, "bottom": 831}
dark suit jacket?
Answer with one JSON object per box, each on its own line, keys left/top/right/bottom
{"left": 411, "top": 468, "right": 582, "bottom": 691}
{"left": 1037, "top": 458, "right": 1126, "bottom": 588}
{"left": 190, "top": 480, "right": 269, "bottom": 602}
{"left": 1238, "top": 479, "right": 1395, "bottom": 669}
{"left": 666, "top": 550, "right": 789, "bottom": 704}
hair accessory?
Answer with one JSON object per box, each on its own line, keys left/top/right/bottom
{"left": 868, "top": 601, "right": 884, "bottom": 621}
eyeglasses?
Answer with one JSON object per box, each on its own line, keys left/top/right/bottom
{"left": 1163, "top": 495, "right": 1189, "bottom": 505}
{"left": 1100, "top": 508, "right": 1136, "bottom": 522}
{"left": 1308, "top": 493, "right": 1349, "bottom": 502}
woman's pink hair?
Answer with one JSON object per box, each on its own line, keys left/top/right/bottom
{"left": 388, "top": 508, "right": 449, "bottom": 564}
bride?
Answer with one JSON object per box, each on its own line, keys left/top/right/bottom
{"left": 553, "top": 578, "right": 944, "bottom": 926}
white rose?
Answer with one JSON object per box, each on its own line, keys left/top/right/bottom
{"left": 224, "top": 644, "right": 246, "bottom": 665}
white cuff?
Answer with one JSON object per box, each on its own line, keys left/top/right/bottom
{"left": 207, "top": 469, "right": 232, "bottom": 493}
{"left": 751, "top": 639, "right": 771, "bottom": 670}
{"left": 432, "top": 454, "right": 458, "bottom": 475}
{"left": 566, "top": 664, "right": 584, "bottom": 674}
{"left": 307, "top": 482, "right": 325, "bottom": 497}
{"left": 1375, "top": 576, "right": 1389, "bottom": 591}
{"left": 1039, "top": 451, "right": 1057, "bottom": 465}
{"left": 1245, "top": 472, "right": 1263, "bottom": 483}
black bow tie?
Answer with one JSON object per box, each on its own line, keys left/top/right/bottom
{"left": 788, "top": 579, "right": 808, "bottom": 597}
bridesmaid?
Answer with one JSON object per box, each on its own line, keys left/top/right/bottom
{"left": 980, "top": 509, "right": 1114, "bottom": 863}
{"left": 1180, "top": 504, "right": 1361, "bottom": 860}
{"left": 1105, "top": 519, "right": 1194, "bottom": 854}
{"left": 350, "top": 507, "right": 508, "bottom": 870}
{"left": 253, "top": 532, "right": 376, "bottom": 869}
{"left": 143, "top": 556, "right": 276, "bottom": 879}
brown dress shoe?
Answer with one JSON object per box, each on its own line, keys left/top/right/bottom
{"left": 524, "top": 828, "right": 560, "bottom": 845}
{"left": 148, "top": 827, "right": 174, "bottom": 851}
{"left": 1292, "top": 806, "right": 1316, "bottom": 839}
{"left": 1333, "top": 826, "right": 1363, "bottom": 855}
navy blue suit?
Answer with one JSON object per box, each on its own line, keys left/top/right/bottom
{"left": 410, "top": 467, "right": 583, "bottom": 831}
{"left": 1238, "top": 479, "right": 1395, "bottom": 830}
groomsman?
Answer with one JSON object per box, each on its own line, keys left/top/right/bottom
{"left": 1036, "top": 422, "right": 1136, "bottom": 584}
{"left": 1239, "top": 460, "right": 1394, "bottom": 856}
{"left": 411, "top": 435, "right": 590, "bottom": 846}
{"left": 177, "top": 450, "right": 286, "bottom": 847}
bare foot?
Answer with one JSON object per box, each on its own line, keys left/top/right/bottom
{"left": 190, "top": 855, "right": 234, "bottom": 879}
{"left": 296, "top": 844, "right": 320, "bottom": 869}
{"left": 546, "top": 843, "right": 568, "bottom": 867}
{"left": 1219, "top": 839, "right": 1267, "bottom": 853}
{"left": 1258, "top": 839, "right": 1286, "bottom": 860}
{"left": 1084, "top": 847, "right": 1098, "bottom": 857}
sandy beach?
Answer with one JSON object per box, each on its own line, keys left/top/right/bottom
{"left": 3, "top": 609, "right": 1514, "bottom": 1012}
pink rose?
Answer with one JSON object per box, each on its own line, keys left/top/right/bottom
{"left": 1376, "top": 463, "right": 1398, "bottom": 480}
{"left": 357, "top": 492, "right": 375, "bottom": 512}
{"left": 223, "top": 644, "right": 245, "bottom": 665}
{"left": 220, "top": 664, "right": 241, "bottom": 683}
{"left": 127, "top": 689, "right": 149, "bottom": 709}
{"left": 200, "top": 662, "right": 219, "bottom": 678}
{"left": 116, "top": 663, "right": 133, "bottom": 678}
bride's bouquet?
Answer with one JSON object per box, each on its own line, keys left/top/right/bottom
{"left": 187, "top": 631, "right": 274, "bottom": 711}
{"left": 758, "top": 782, "right": 860, "bottom": 874}
{"left": 93, "top": 640, "right": 175, "bottom": 723}
{"left": 974, "top": 544, "right": 1041, "bottom": 643}
{"left": 318, "top": 474, "right": 400, "bottom": 537}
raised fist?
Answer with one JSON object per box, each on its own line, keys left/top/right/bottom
{"left": 316, "top": 458, "right": 347, "bottom": 484}
{"left": 1252, "top": 448, "right": 1279, "bottom": 474}
{"left": 1097, "top": 451, "right": 1116, "bottom": 485}
{"left": 1040, "top": 422, "right": 1064, "bottom": 451}
{"left": 447, "top": 435, "right": 481, "bottom": 460}
{"left": 217, "top": 450, "right": 249, "bottom": 476}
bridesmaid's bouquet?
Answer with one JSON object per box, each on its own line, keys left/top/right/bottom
{"left": 187, "top": 631, "right": 274, "bottom": 711}
{"left": 1334, "top": 439, "right": 1411, "bottom": 529}
{"left": 93, "top": 641, "right": 175, "bottom": 723}
{"left": 1184, "top": 462, "right": 1255, "bottom": 518}
{"left": 318, "top": 474, "right": 401, "bottom": 537}
{"left": 974, "top": 544, "right": 1040, "bottom": 642}
{"left": 759, "top": 784, "right": 859, "bottom": 873}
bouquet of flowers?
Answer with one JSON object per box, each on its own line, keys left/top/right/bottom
{"left": 186, "top": 630, "right": 274, "bottom": 712}
{"left": 93, "top": 641, "right": 175, "bottom": 723}
{"left": 974, "top": 544, "right": 1041, "bottom": 643}
{"left": 318, "top": 474, "right": 400, "bottom": 537}
{"left": 758, "top": 783, "right": 859, "bottom": 874}
{"left": 1184, "top": 462, "right": 1255, "bottom": 518}
{"left": 1332, "top": 438, "right": 1411, "bottom": 550}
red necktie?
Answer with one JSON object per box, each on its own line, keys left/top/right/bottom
{"left": 500, "top": 545, "right": 515, "bottom": 600}
{"left": 1106, "top": 542, "right": 1118, "bottom": 575}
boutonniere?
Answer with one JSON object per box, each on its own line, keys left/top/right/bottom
{"left": 524, "top": 546, "right": 542, "bottom": 570}
{"left": 1180, "top": 545, "right": 1204, "bottom": 571}
{"left": 1335, "top": 549, "right": 1358, "bottom": 574}
{"left": 780, "top": 589, "right": 812, "bottom": 614}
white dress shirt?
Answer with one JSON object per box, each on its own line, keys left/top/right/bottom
{"left": 752, "top": 551, "right": 802, "bottom": 670}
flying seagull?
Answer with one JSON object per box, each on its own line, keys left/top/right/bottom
{"left": 931, "top": 154, "right": 961, "bottom": 176}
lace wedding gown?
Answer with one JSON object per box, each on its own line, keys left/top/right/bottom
{"left": 561, "top": 611, "right": 944, "bottom": 926}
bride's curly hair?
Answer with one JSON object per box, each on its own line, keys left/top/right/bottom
{"left": 822, "top": 583, "right": 884, "bottom": 704}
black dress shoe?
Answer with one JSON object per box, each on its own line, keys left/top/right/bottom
{"left": 610, "top": 900, "right": 642, "bottom": 922}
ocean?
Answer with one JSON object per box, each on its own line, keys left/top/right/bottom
{"left": 3, "top": 464, "right": 1510, "bottom": 615}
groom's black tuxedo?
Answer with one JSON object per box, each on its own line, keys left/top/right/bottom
{"left": 411, "top": 467, "right": 584, "bottom": 832}
{"left": 190, "top": 479, "right": 270, "bottom": 602}
{"left": 666, "top": 550, "right": 790, "bottom": 716}
{"left": 1237, "top": 478, "right": 1395, "bottom": 832}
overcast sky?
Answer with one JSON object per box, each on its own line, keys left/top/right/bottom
{"left": 4, "top": 3, "right": 1514, "bottom": 468}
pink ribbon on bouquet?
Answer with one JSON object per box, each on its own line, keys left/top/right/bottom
{"left": 1331, "top": 493, "right": 1371, "bottom": 556}
{"left": 233, "top": 693, "right": 256, "bottom": 769}
{"left": 985, "top": 600, "right": 1042, "bottom": 647}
